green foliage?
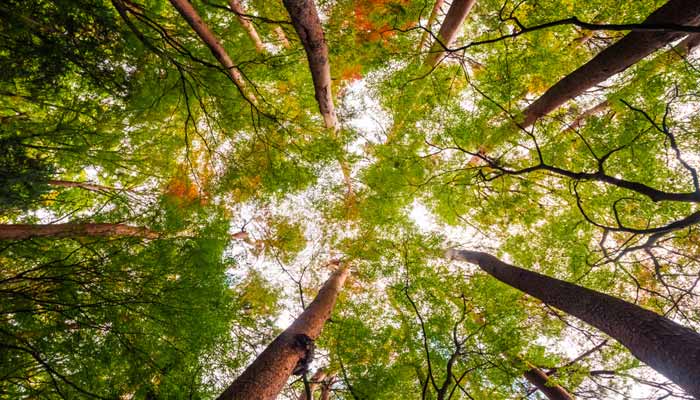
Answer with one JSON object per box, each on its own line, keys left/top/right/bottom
{"left": 1, "top": 0, "right": 698, "bottom": 398}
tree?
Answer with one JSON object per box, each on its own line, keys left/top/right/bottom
{"left": 217, "top": 263, "right": 350, "bottom": 400}
{"left": 425, "top": 0, "right": 478, "bottom": 67}
{"left": 3, "top": 0, "right": 700, "bottom": 398}
{"left": 520, "top": 0, "right": 700, "bottom": 127}
{"left": 447, "top": 249, "right": 700, "bottom": 397}
{"left": 283, "top": 0, "right": 338, "bottom": 129}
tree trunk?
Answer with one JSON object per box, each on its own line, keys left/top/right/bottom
{"left": 418, "top": 0, "right": 445, "bottom": 51}
{"left": 523, "top": 364, "right": 574, "bottom": 400}
{"left": 169, "top": 0, "right": 255, "bottom": 103}
{"left": 425, "top": 0, "right": 477, "bottom": 67}
{"left": 217, "top": 264, "right": 350, "bottom": 400}
{"left": 520, "top": 0, "right": 700, "bottom": 128}
{"left": 47, "top": 179, "right": 132, "bottom": 193}
{"left": 446, "top": 249, "right": 700, "bottom": 398}
{"left": 228, "top": 0, "right": 265, "bottom": 53}
{"left": 283, "top": 0, "right": 337, "bottom": 129}
{"left": 319, "top": 375, "right": 334, "bottom": 400}
{"left": 0, "top": 223, "right": 160, "bottom": 240}
{"left": 298, "top": 369, "right": 327, "bottom": 400}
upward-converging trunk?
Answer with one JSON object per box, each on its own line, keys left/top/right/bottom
{"left": 228, "top": 0, "right": 265, "bottom": 53}
{"left": 418, "top": 0, "right": 445, "bottom": 51}
{"left": 447, "top": 250, "right": 700, "bottom": 398}
{"left": 520, "top": 0, "right": 700, "bottom": 128}
{"left": 523, "top": 364, "right": 574, "bottom": 400}
{"left": 425, "top": 0, "right": 477, "bottom": 67}
{"left": 282, "top": 0, "right": 337, "bottom": 129}
{"left": 217, "top": 264, "right": 350, "bottom": 400}
{"left": 169, "top": 0, "right": 255, "bottom": 103}
{"left": 0, "top": 223, "right": 160, "bottom": 240}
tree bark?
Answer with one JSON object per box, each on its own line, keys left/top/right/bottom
{"left": 319, "top": 375, "right": 334, "bottom": 400}
{"left": 446, "top": 249, "right": 700, "bottom": 398}
{"left": 0, "top": 223, "right": 160, "bottom": 240}
{"left": 298, "top": 369, "right": 327, "bottom": 400}
{"left": 523, "top": 364, "right": 574, "bottom": 400}
{"left": 425, "top": 0, "right": 477, "bottom": 67}
{"left": 418, "top": 0, "right": 445, "bottom": 51}
{"left": 217, "top": 264, "right": 350, "bottom": 400}
{"left": 169, "top": 0, "right": 255, "bottom": 103}
{"left": 520, "top": 0, "right": 700, "bottom": 128}
{"left": 228, "top": 0, "right": 265, "bottom": 53}
{"left": 283, "top": 0, "right": 337, "bottom": 129}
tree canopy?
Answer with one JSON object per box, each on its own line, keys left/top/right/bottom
{"left": 2, "top": 0, "right": 700, "bottom": 398}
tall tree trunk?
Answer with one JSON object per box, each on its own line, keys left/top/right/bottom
{"left": 520, "top": 0, "right": 700, "bottom": 128}
{"left": 217, "top": 264, "right": 350, "bottom": 400}
{"left": 228, "top": 0, "right": 265, "bottom": 53}
{"left": 169, "top": 0, "right": 255, "bottom": 103}
{"left": 425, "top": 0, "right": 477, "bottom": 67}
{"left": 298, "top": 369, "right": 327, "bottom": 400}
{"left": 523, "top": 364, "right": 574, "bottom": 400}
{"left": 275, "top": 26, "right": 291, "bottom": 48}
{"left": 446, "top": 249, "right": 700, "bottom": 398}
{"left": 282, "top": 0, "right": 337, "bottom": 129}
{"left": 418, "top": 0, "right": 445, "bottom": 51}
{"left": 0, "top": 223, "right": 160, "bottom": 240}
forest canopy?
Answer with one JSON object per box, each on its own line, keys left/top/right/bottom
{"left": 2, "top": 0, "right": 700, "bottom": 399}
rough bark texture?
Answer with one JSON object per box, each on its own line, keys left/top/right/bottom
{"left": 283, "top": 0, "right": 337, "bottom": 129}
{"left": 520, "top": 0, "right": 700, "bottom": 128}
{"left": 0, "top": 223, "right": 160, "bottom": 240}
{"left": 523, "top": 364, "right": 574, "bottom": 400}
{"left": 446, "top": 249, "right": 700, "bottom": 398}
{"left": 228, "top": 0, "right": 265, "bottom": 53}
{"left": 426, "top": 0, "right": 477, "bottom": 67}
{"left": 217, "top": 264, "right": 350, "bottom": 400}
{"left": 298, "top": 369, "right": 327, "bottom": 400}
{"left": 169, "top": 0, "right": 254, "bottom": 102}
{"left": 418, "top": 0, "right": 445, "bottom": 50}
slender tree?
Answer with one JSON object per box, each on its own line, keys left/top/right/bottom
{"left": 217, "top": 263, "right": 350, "bottom": 400}
{"left": 425, "top": 0, "right": 477, "bottom": 67}
{"left": 446, "top": 249, "right": 700, "bottom": 397}
{"left": 282, "top": 0, "right": 337, "bottom": 129}
{"left": 520, "top": 0, "right": 700, "bottom": 128}
{"left": 0, "top": 223, "right": 159, "bottom": 240}
{"left": 169, "top": 0, "right": 255, "bottom": 103}
{"left": 418, "top": 0, "right": 444, "bottom": 51}
{"left": 228, "top": 0, "right": 265, "bottom": 53}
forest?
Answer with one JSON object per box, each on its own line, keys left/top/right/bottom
{"left": 1, "top": 0, "right": 700, "bottom": 398}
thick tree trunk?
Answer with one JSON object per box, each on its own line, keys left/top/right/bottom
{"left": 228, "top": 0, "right": 265, "bottom": 53}
{"left": 298, "top": 369, "right": 327, "bottom": 400}
{"left": 523, "top": 364, "right": 574, "bottom": 400}
{"left": 217, "top": 264, "right": 350, "bottom": 400}
{"left": 0, "top": 223, "right": 160, "bottom": 240}
{"left": 418, "top": 0, "right": 445, "bottom": 51}
{"left": 169, "top": 0, "right": 255, "bottom": 103}
{"left": 283, "top": 0, "right": 337, "bottom": 129}
{"left": 425, "top": 0, "right": 477, "bottom": 67}
{"left": 446, "top": 250, "right": 700, "bottom": 398}
{"left": 520, "top": 0, "right": 700, "bottom": 128}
